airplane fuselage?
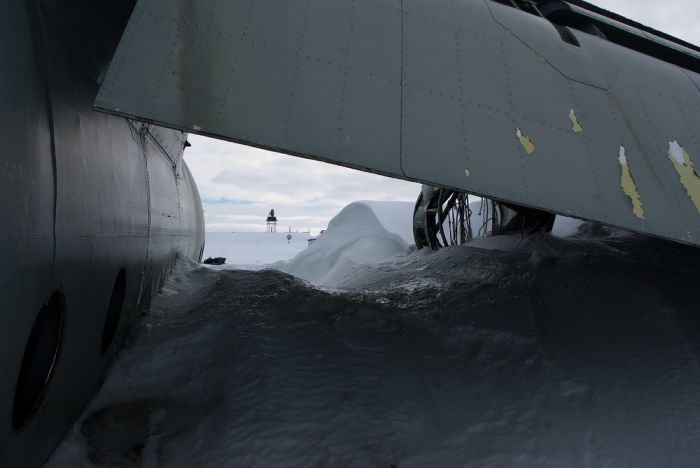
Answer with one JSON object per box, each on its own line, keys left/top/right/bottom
{"left": 0, "top": 1, "right": 204, "bottom": 465}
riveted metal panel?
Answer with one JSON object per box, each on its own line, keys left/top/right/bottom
{"left": 609, "top": 57, "right": 700, "bottom": 243}
{"left": 97, "top": 0, "right": 404, "bottom": 175}
{"left": 97, "top": 0, "right": 700, "bottom": 246}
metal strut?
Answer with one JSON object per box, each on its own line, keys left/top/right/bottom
{"left": 413, "top": 185, "right": 556, "bottom": 250}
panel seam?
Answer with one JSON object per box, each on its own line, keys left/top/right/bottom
{"left": 399, "top": 0, "right": 407, "bottom": 177}
{"left": 27, "top": 0, "right": 58, "bottom": 278}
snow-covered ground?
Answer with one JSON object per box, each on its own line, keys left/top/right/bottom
{"left": 47, "top": 202, "right": 700, "bottom": 467}
{"left": 202, "top": 231, "right": 311, "bottom": 269}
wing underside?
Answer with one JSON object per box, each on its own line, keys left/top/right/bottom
{"left": 95, "top": 0, "right": 700, "bottom": 246}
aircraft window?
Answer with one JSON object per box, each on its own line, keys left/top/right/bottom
{"left": 12, "top": 291, "right": 66, "bottom": 431}
{"left": 101, "top": 269, "right": 126, "bottom": 355}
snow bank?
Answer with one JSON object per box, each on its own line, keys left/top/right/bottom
{"left": 47, "top": 231, "right": 700, "bottom": 467}
{"left": 551, "top": 215, "right": 584, "bottom": 237}
{"left": 283, "top": 201, "right": 414, "bottom": 287}
{"left": 357, "top": 200, "right": 415, "bottom": 244}
{"left": 283, "top": 199, "right": 562, "bottom": 288}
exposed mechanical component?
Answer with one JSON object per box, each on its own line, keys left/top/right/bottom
{"left": 413, "top": 185, "right": 556, "bottom": 250}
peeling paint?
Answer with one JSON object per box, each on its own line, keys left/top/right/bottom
{"left": 668, "top": 141, "right": 686, "bottom": 165}
{"left": 569, "top": 109, "right": 583, "bottom": 134}
{"left": 464, "top": 168, "right": 470, "bottom": 177}
{"left": 618, "top": 146, "right": 645, "bottom": 219}
{"left": 667, "top": 141, "right": 700, "bottom": 213}
{"left": 516, "top": 128, "right": 535, "bottom": 154}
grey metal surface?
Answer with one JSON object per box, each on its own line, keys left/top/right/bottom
{"left": 96, "top": 0, "right": 700, "bottom": 246}
{"left": 0, "top": 1, "right": 204, "bottom": 466}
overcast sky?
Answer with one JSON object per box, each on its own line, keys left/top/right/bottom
{"left": 185, "top": 0, "right": 699, "bottom": 233}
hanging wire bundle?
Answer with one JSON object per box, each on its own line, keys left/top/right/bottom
{"left": 439, "top": 190, "right": 499, "bottom": 246}
{"left": 417, "top": 184, "right": 553, "bottom": 250}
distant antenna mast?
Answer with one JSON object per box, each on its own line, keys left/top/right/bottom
{"left": 266, "top": 209, "right": 277, "bottom": 233}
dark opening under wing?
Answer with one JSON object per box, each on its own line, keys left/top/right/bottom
{"left": 95, "top": 0, "right": 700, "bottom": 247}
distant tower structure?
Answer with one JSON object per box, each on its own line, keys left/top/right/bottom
{"left": 266, "top": 209, "right": 277, "bottom": 233}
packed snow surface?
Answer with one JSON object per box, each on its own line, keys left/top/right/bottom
{"left": 202, "top": 232, "right": 310, "bottom": 268}
{"left": 47, "top": 202, "right": 700, "bottom": 467}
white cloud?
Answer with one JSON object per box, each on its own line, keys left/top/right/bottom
{"left": 184, "top": 0, "right": 698, "bottom": 233}
{"left": 592, "top": 0, "right": 700, "bottom": 44}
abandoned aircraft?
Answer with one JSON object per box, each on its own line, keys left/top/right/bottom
{"left": 1, "top": 0, "right": 698, "bottom": 465}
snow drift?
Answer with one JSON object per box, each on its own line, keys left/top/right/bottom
{"left": 46, "top": 202, "right": 700, "bottom": 467}
{"left": 283, "top": 200, "right": 582, "bottom": 289}
{"left": 283, "top": 201, "right": 414, "bottom": 287}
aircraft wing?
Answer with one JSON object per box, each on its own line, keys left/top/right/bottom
{"left": 95, "top": 0, "right": 700, "bottom": 246}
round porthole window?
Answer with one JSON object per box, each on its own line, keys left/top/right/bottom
{"left": 101, "top": 269, "right": 126, "bottom": 355}
{"left": 12, "top": 291, "right": 66, "bottom": 431}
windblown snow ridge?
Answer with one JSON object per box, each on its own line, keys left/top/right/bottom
{"left": 47, "top": 228, "right": 700, "bottom": 467}
{"left": 283, "top": 201, "right": 414, "bottom": 287}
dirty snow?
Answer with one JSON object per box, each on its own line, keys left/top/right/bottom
{"left": 46, "top": 202, "right": 700, "bottom": 467}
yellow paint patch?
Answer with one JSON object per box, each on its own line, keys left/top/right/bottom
{"left": 667, "top": 141, "right": 700, "bottom": 213}
{"left": 516, "top": 128, "right": 535, "bottom": 154}
{"left": 569, "top": 109, "right": 583, "bottom": 134}
{"left": 618, "top": 146, "right": 645, "bottom": 219}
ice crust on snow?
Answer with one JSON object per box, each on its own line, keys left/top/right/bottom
{"left": 46, "top": 201, "right": 700, "bottom": 467}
